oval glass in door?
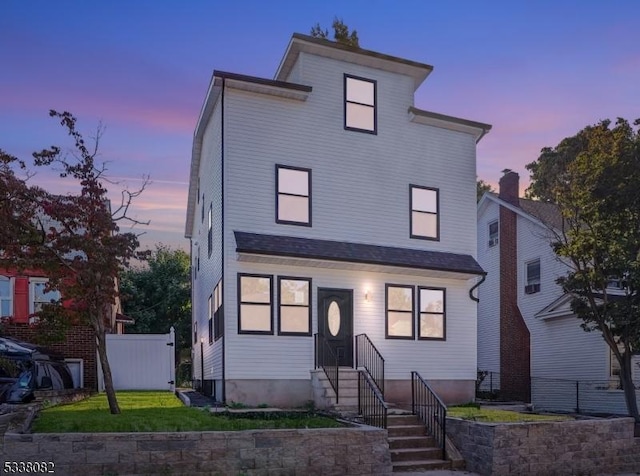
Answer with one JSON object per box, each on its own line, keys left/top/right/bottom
{"left": 328, "top": 301, "right": 341, "bottom": 336}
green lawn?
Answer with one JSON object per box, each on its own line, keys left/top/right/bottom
{"left": 32, "top": 391, "right": 343, "bottom": 433}
{"left": 448, "top": 405, "right": 571, "bottom": 422}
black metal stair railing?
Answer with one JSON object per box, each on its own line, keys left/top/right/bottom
{"left": 314, "top": 333, "right": 339, "bottom": 403}
{"left": 355, "top": 333, "right": 385, "bottom": 396}
{"left": 411, "top": 370, "right": 447, "bottom": 460}
{"left": 358, "top": 370, "right": 388, "bottom": 429}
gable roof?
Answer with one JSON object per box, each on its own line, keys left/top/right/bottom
{"left": 479, "top": 192, "right": 564, "bottom": 232}
{"left": 276, "top": 33, "right": 434, "bottom": 90}
{"left": 235, "top": 231, "right": 485, "bottom": 277}
{"left": 518, "top": 198, "right": 564, "bottom": 231}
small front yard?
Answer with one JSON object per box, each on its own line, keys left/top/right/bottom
{"left": 448, "top": 404, "right": 572, "bottom": 422}
{"left": 32, "top": 391, "right": 343, "bottom": 433}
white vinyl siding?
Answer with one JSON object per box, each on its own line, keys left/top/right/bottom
{"left": 193, "top": 97, "right": 224, "bottom": 385}
{"left": 224, "top": 259, "right": 477, "bottom": 382}
{"left": 191, "top": 49, "right": 483, "bottom": 393}
{"left": 477, "top": 201, "right": 501, "bottom": 375}
{"left": 223, "top": 53, "right": 478, "bottom": 258}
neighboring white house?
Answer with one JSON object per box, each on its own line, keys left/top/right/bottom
{"left": 477, "top": 170, "right": 640, "bottom": 414}
{"left": 185, "top": 33, "right": 491, "bottom": 408}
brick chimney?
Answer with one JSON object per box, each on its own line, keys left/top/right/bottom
{"left": 498, "top": 169, "right": 531, "bottom": 402}
{"left": 498, "top": 170, "right": 520, "bottom": 207}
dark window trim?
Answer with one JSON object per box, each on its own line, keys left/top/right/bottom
{"left": 417, "top": 286, "right": 446, "bottom": 341}
{"left": 344, "top": 74, "right": 377, "bottom": 135}
{"left": 277, "top": 276, "right": 312, "bottom": 336}
{"left": 237, "top": 273, "right": 274, "bottom": 335}
{"left": 385, "top": 283, "right": 415, "bottom": 340}
{"left": 410, "top": 184, "right": 440, "bottom": 241}
{"left": 208, "top": 294, "right": 213, "bottom": 344}
{"left": 214, "top": 279, "right": 224, "bottom": 341}
{"left": 208, "top": 203, "right": 213, "bottom": 257}
{"left": 275, "top": 164, "right": 312, "bottom": 227}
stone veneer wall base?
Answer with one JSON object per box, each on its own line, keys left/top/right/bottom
{"left": 3, "top": 426, "right": 392, "bottom": 476}
{"left": 447, "top": 416, "right": 640, "bottom": 476}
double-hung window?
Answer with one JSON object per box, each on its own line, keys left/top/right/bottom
{"left": 29, "top": 278, "right": 61, "bottom": 314}
{"left": 418, "top": 287, "right": 446, "bottom": 340}
{"left": 525, "top": 259, "right": 541, "bottom": 294}
{"left": 207, "top": 204, "right": 213, "bottom": 257}
{"left": 488, "top": 220, "right": 499, "bottom": 247}
{"left": 344, "top": 74, "right": 377, "bottom": 134}
{"left": 238, "top": 274, "right": 273, "bottom": 334}
{"left": 386, "top": 284, "right": 414, "bottom": 339}
{"left": 213, "top": 280, "right": 223, "bottom": 340}
{"left": 410, "top": 185, "right": 439, "bottom": 240}
{"left": 278, "top": 277, "right": 311, "bottom": 336}
{"left": 208, "top": 294, "right": 213, "bottom": 344}
{"left": 276, "top": 165, "right": 311, "bottom": 226}
{"left": 0, "top": 275, "right": 12, "bottom": 317}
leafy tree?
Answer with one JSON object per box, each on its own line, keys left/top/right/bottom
{"left": 477, "top": 178, "right": 494, "bottom": 202}
{"left": 0, "top": 110, "right": 148, "bottom": 414}
{"left": 529, "top": 118, "right": 640, "bottom": 421}
{"left": 310, "top": 17, "right": 359, "bottom": 47}
{"left": 120, "top": 245, "right": 191, "bottom": 372}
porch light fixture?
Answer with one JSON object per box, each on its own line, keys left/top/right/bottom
{"left": 365, "top": 290, "right": 370, "bottom": 302}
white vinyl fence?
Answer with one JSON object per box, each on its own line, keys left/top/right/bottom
{"left": 98, "top": 327, "right": 175, "bottom": 392}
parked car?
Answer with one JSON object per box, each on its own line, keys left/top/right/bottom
{"left": 0, "top": 337, "right": 74, "bottom": 403}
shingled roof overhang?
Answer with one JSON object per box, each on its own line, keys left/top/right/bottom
{"left": 235, "top": 231, "right": 485, "bottom": 279}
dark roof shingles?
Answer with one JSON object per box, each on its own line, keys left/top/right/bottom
{"left": 235, "top": 231, "right": 484, "bottom": 276}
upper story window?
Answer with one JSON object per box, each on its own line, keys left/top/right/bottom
{"left": 29, "top": 278, "right": 61, "bottom": 314}
{"left": 0, "top": 276, "right": 12, "bottom": 317}
{"left": 410, "top": 185, "right": 439, "bottom": 240}
{"left": 418, "top": 287, "right": 446, "bottom": 340}
{"left": 238, "top": 274, "right": 273, "bottom": 335}
{"left": 278, "top": 277, "right": 311, "bottom": 336}
{"left": 488, "top": 220, "right": 499, "bottom": 247}
{"left": 201, "top": 194, "right": 205, "bottom": 223}
{"left": 207, "top": 204, "right": 213, "bottom": 257}
{"left": 276, "top": 165, "right": 311, "bottom": 226}
{"left": 208, "top": 294, "right": 213, "bottom": 344}
{"left": 525, "top": 259, "right": 541, "bottom": 294}
{"left": 213, "top": 280, "right": 223, "bottom": 340}
{"left": 193, "top": 321, "right": 198, "bottom": 345}
{"left": 344, "top": 74, "right": 377, "bottom": 134}
{"left": 386, "top": 284, "right": 414, "bottom": 339}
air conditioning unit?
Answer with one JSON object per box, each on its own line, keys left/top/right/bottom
{"left": 488, "top": 238, "right": 499, "bottom": 247}
{"left": 524, "top": 283, "right": 540, "bottom": 294}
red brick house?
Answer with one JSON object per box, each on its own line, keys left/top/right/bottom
{"left": 0, "top": 269, "right": 129, "bottom": 391}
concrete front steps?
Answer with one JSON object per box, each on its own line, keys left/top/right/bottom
{"left": 311, "top": 367, "right": 359, "bottom": 415}
{"left": 387, "top": 414, "right": 451, "bottom": 472}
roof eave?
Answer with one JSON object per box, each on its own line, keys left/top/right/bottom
{"left": 275, "top": 33, "right": 434, "bottom": 91}
{"left": 409, "top": 106, "right": 492, "bottom": 143}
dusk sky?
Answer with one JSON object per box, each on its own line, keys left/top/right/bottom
{"left": 2, "top": 1, "right": 639, "bottom": 251}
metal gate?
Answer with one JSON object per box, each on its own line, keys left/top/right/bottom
{"left": 98, "top": 327, "right": 175, "bottom": 391}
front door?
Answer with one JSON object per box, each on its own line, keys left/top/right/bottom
{"left": 317, "top": 288, "right": 353, "bottom": 367}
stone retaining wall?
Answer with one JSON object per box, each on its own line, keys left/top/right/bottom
{"left": 4, "top": 426, "right": 391, "bottom": 475}
{"left": 447, "top": 416, "right": 640, "bottom": 475}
